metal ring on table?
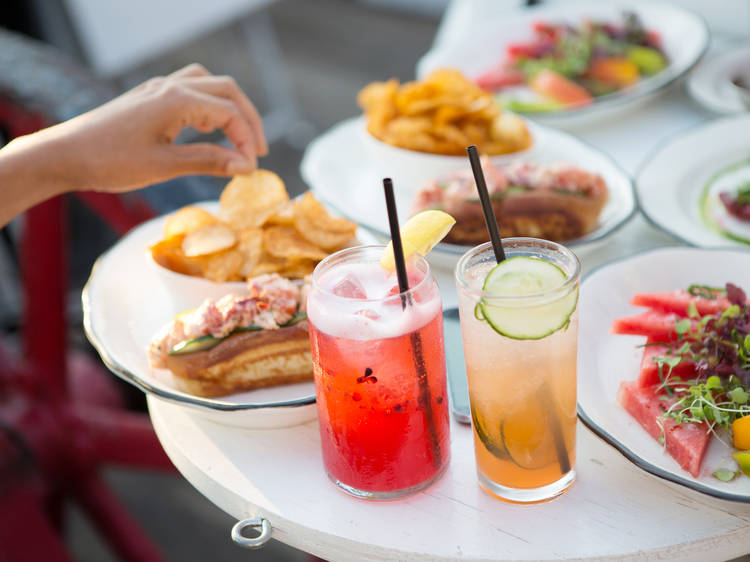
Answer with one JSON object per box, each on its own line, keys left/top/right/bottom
{"left": 231, "top": 517, "right": 272, "bottom": 549}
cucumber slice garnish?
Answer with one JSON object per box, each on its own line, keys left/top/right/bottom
{"left": 170, "top": 326, "right": 264, "bottom": 355}
{"left": 281, "top": 312, "right": 307, "bottom": 327}
{"left": 474, "top": 303, "right": 484, "bottom": 321}
{"left": 167, "top": 312, "right": 307, "bottom": 356}
{"left": 471, "top": 408, "right": 509, "bottom": 460}
{"left": 169, "top": 334, "right": 220, "bottom": 355}
{"left": 478, "top": 256, "right": 577, "bottom": 340}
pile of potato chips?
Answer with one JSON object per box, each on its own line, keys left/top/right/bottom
{"left": 150, "top": 170, "right": 358, "bottom": 282}
{"left": 357, "top": 68, "right": 533, "bottom": 156}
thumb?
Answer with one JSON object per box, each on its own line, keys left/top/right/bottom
{"left": 164, "top": 143, "right": 257, "bottom": 177}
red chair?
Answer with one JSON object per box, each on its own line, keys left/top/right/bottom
{"left": 0, "top": 28, "right": 173, "bottom": 562}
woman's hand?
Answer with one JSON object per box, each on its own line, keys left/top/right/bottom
{"left": 0, "top": 63, "right": 268, "bottom": 226}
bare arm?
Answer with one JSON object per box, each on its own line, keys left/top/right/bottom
{"left": 0, "top": 63, "right": 267, "bottom": 227}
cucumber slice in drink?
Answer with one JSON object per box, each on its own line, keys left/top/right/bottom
{"left": 479, "top": 256, "right": 577, "bottom": 340}
{"left": 471, "top": 409, "right": 509, "bottom": 460}
{"left": 500, "top": 403, "right": 559, "bottom": 470}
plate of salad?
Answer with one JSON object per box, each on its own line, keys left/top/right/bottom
{"left": 637, "top": 115, "right": 750, "bottom": 248}
{"left": 417, "top": 2, "right": 708, "bottom": 126}
{"left": 578, "top": 246, "right": 750, "bottom": 501}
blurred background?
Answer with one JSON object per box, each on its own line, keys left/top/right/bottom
{"left": 0, "top": 0, "right": 447, "bottom": 560}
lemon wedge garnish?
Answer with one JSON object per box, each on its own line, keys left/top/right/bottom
{"left": 380, "top": 210, "right": 456, "bottom": 270}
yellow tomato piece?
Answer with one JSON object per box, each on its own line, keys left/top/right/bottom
{"left": 588, "top": 58, "right": 640, "bottom": 88}
{"left": 732, "top": 415, "right": 750, "bottom": 450}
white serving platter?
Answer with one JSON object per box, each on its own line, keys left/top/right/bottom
{"left": 83, "top": 201, "right": 376, "bottom": 428}
{"left": 301, "top": 117, "right": 635, "bottom": 271}
{"left": 578, "top": 246, "right": 750, "bottom": 502}
{"left": 636, "top": 114, "right": 750, "bottom": 248}
{"left": 417, "top": 1, "right": 709, "bottom": 128}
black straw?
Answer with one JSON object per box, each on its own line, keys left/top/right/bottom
{"left": 383, "top": 178, "right": 410, "bottom": 302}
{"left": 467, "top": 145, "right": 505, "bottom": 263}
{"left": 382, "top": 178, "right": 442, "bottom": 469}
{"left": 465, "top": 146, "right": 570, "bottom": 476}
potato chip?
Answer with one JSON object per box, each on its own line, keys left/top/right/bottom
{"left": 237, "top": 228, "right": 264, "bottom": 278}
{"left": 153, "top": 175, "right": 358, "bottom": 283}
{"left": 246, "top": 253, "right": 287, "bottom": 278}
{"left": 293, "top": 192, "right": 358, "bottom": 251}
{"left": 265, "top": 201, "right": 296, "bottom": 227}
{"left": 357, "top": 79, "right": 398, "bottom": 112}
{"left": 164, "top": 206, "right": 217, "bottom": 238}
{"left": 278, "top": 259, "right": 317, "bottom": 279}
{"left": 199, "top": 248, "right": 243, "bottom": 282}
{"left": 490, "top": 112, "right": 532, "bottom": 149}
{"left": 182, "top": 223, "right": 237, "bottom": 258}
{"left": 263, "top": 225, "right": 329, "bottom": 261}
{"left": 150, "top": 235, "right": 203, "bottom": 276}
{"left": 357, "top": 69, "right": 532, "bottom": 156}
{"left": 219, "top": 169, "right": 289, "bottom": 230}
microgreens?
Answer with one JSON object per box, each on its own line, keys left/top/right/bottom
{"left": 648, "top": 283, "right": 750, "bottom": 449}
{"left": 713, "top": 467, "right": 740, "bottom": 482}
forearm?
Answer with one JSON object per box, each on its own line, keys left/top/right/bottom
{"left": 0, "top": 128, "right": 74, "bottom": 227}
{"left": 0, "top": 64, "right": 265, "bottom": 228}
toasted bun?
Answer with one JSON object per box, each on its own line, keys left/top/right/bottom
{"left": 444, "top": 190, "right": 608, "bottom": 245}
{"left": 165, "top": 322, "right": 312, "bottom": 398}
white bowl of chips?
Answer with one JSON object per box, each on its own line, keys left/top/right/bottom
{"left": 357, "top": 69, "right": 535, "bottom": 195}
{"left": 361, "top": 121, "right": 536, "bottom": 196}
{"left": 147, "top": 252, "right": 248, "bottom": 311}
{"left": 148, "top": 170, "right": 359, "bottom": 310}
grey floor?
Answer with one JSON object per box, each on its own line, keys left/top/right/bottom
{"left": 55, "top": 1, "right": 439, "bottom": 560}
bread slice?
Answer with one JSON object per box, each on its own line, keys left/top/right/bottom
{"left": 164, "top": 322, "right": 312, "bottom": 398}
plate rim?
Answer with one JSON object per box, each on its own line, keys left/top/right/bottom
{"left": 687, "top": 43, "right": 750, "bottom": 115}
{"left": 302, "top": 116, "right": 638, "bottom": 255}
{"left": 81, "top": 210, "right": 317, "bottom": 413}
{"left": 578, "top": 244, "right": 750, "bottom": 502}
{"left": 635, "top": 114, "right": 750, "bottom": 248}
{"left": 416, "top": 0, "right": 710, "bottom": 123}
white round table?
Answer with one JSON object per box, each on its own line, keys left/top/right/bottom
{"left": 148, "top": 342, "right": 750, "bottom": 560}
{"left": 145, "top": 31, "right": 750, "bottom": 562}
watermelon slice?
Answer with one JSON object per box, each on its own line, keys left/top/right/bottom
{"left": 611, "top": 310, "right": 686, "bottom": 341}
{"left": 630, "top": 290, "right": 733, "bottom": 317}
{"left": 618, "top": 381, "right": 710, "bottom": 477}
{"left": 475, "top": 63, "right": 524, "bottom": 90}
{"left": 638, "top": 337, "right": 696, "bottom": 388}
{"left": 529, "top": 70, "right": 593, "bottom": 108}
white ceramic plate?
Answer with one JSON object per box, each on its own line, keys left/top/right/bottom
{"left": 83, "top": 202, "right": 376, "bottom": 428}
{"left": 301, "top": 117, "right": 635, "bottom": 269}
{"left": 417, "top": 2, "right": 708, "bottom": 128}
{"left": 688, "top": 44, "right": 750, "bottom": 114}
{"left": 578, "top": 246, "right": 750, "bottom": 502}
{"left": 637, "top": 115, "right": 750, "bottom": 248}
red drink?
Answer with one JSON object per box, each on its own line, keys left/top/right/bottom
{"left": 307, "top": 246, "right": 450, "bottom": 499}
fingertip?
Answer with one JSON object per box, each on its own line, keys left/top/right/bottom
{"left": 227, "top": 155, "right": 256, "bottom": 175}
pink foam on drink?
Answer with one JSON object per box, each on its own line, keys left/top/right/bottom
{"left": 308, "top": 262, "right": 442, "bottom": 340}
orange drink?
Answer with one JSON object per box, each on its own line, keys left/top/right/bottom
{"left": 455, "top": 238, "right": 580, "bottom": 503}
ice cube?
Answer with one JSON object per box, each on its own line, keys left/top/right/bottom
{"left": 355, "top": 309, "right": 380, "bottom": 320}
{"left": 385, "top": 270, "right": 423, "bottom": 297}
{"left": 332, "top": 274, "right": 367, "bottom": 299}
